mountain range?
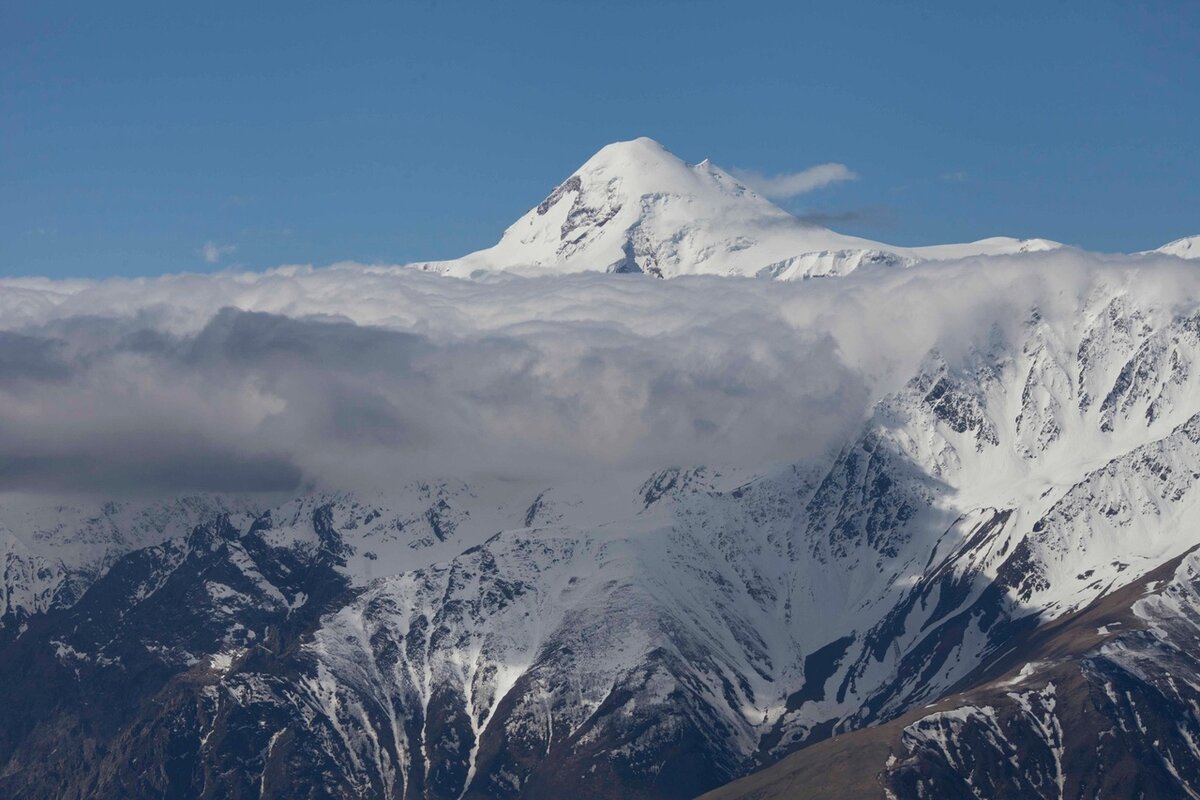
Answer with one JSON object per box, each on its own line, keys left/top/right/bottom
{"left": 1, "top": 139, "right": 1200, "bottom": 799}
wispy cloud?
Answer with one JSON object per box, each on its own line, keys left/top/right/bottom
{"left": 200, "top": 241, "right": 237, "bottom": 264}
{"left": 733, "top": 163, "right": 858, "bottom": 199}
{"left": 941, "top": 170, "right": 969, "bottom": 183}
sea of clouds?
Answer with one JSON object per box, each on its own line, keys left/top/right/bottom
{"left": 0, "top": 250, "right": 1191, "bottom": 495}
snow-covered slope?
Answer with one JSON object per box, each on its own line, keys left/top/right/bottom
{"left": 1154, "top": 235, "right": 1200, "bottom": 260}
{"left": 4, "top": 141, "right": 1200, "bottom": 798}
{"left": 9, "top": 261, "right": 1200, "bottom": 797}
{"left": 704, "top": 545, "right": 1200, "bottom": 800}
{"left": 418, "top": 137, "right": 1059, "bottom": 280}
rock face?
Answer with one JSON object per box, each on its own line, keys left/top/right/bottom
{"left": 7, "top": 270, "right": 1200, "bottom": 798}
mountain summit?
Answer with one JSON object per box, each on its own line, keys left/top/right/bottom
{"left": 422, "top": 137, "right": 1059, "bottom": 279}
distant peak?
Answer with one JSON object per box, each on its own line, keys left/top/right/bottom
{"left": 579, "top": 137, "right": 685, "bottom": 172}
{"left": 604, "top": 136, "right": 668, "bottom": 151}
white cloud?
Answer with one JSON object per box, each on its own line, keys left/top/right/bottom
{"left": 200, "top": 241, "right": 237, "bottom": 264}
{"left": 0, "top": 250, "right": 1195, "bottom": 495}
{"left": 732, "top": 163, "right": 858, "bottom": 199}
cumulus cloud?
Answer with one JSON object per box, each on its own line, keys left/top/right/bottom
{"left": 0, "top": 296, "right": 866, "bottom": 494}
{"left": 201, "top": 241, "right": 237, "bottom": 264}
{"left": 733, "top": 163, "right": 858, "bottom": 199}
{"left": 0, "top": 251, "right": 1194, "bottom": 496}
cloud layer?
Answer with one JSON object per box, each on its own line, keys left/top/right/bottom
{"left": 0, "top": 251, "right": 1193, "bottom": 496}
{"left": 733, "top": 163, "right": 858, "bottom": 199}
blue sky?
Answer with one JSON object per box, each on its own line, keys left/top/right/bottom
{"left": 2, "top": 0, "right": 1198, "bottom": 278}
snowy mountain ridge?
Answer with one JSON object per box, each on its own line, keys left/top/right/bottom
{"left": 1153, "top": 235, "right": 1200, "bottom": 260}
{"left": 2, "top": 140, "right": 1200, "bottom": 798}
{"left": 6, "top": 262, "right": 1200, "bottom": 797}
{"left": 418, "top": 137, "right": 1061, "bottom": 280}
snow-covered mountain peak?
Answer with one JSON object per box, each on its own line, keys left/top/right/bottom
{"left": 567, "top": 137, "right": 777, "bottom": 215}
{"left": 428, "top": 136, "right": 855, "bottom": 279}
{"left": 572, "top": 136, "right": 733, "bottom": 190}
{"left": 417, "top": 138, "right": 1065, "bottom": 280}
